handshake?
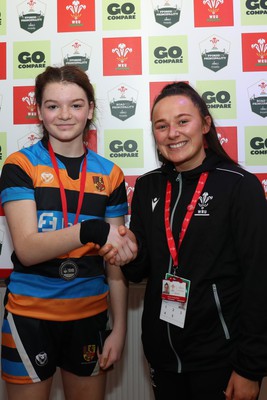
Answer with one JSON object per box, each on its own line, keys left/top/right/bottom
{"left": 99, "top": 225, "right": 138, "bottom": 267}
{"left": 80, "top": 219, "right": 138, "bottom": 266}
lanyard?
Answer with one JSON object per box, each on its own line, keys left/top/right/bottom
{"left": 164, "top": 172, "right": 208, "bottom": 269}
{"left": 48, "top": 142, "right": 87, "bottom": 228}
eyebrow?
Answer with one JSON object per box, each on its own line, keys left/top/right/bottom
{"left": 154, "top": 113, "right": 191, "bottom": 123}
{"left": 175, "top": 113, "right": 191, "bottom": 118}
{"left": 43, "top": 98, "right": 86, "bottom": 104}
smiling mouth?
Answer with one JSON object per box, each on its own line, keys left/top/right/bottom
{"left": 169, "top": 141, "right": 187, "bottom": 149}
{"left": 56, "top": 124, "right": 74, "bottom": 128}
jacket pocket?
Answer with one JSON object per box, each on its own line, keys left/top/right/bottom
{"left": 212, "top": 283, "right": 230, "bottom": 340}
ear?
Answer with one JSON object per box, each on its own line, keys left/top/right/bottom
{"left": 202, "top": 115, "right": 211, "bottom": 135}
{"left": 37, "top": 105, "right": 43, "bottom": 121}
{"left": 88, "top": 101, "right": 94, "bottom": 120}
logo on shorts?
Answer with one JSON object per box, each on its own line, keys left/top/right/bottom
{"left": 83, "top": 345, "right": 96, "bottom": 362}
{"left": 35, "top": 351, "right": 48, "bottom": 367}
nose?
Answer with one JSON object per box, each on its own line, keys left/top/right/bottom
{"left": 168, "top": 125, "right": 180, "bottom": 139}
{"left": 59, "top": 106, "right": 71, "bottom": 120}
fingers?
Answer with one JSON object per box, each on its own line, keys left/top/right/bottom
{"left": 110, "top": 232, "right": 137, "bottom": 266}
{"left": 120, "top": 229, "right": 138, "bottom": 264}
{"left": 98, "top": 243, "right": 113, "bottom": 255}
{"left": 118, "top": 224, "right": 127, "bottom": 236}
{"left": 125, "top": 227, "right": 137, "bottom": 242}
{"left": 98, "top": 243, "right": 117, "bottom": 257}
{"left": 98, "top": 351, "right": 111, "bottom": 370}
{"left": 116, "top": 241, "right": 136, "bottom": 265}
{"left": 99, "top": 355, "right": 108, "bottom": 369}
{"left": 99, "top": 224, "right": 138, "bottom": 266}
{"left": 125, "top": 235, "right": 138, "bottom": 254}
{"left": 98, "top": 332, "right": 123, "bottom": 370}
{"left": 98, "top": 341, "right": 113, "bottom": 370}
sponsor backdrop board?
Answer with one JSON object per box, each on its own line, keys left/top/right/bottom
{"left": 0, "top": 0, "right": 266, "bottom": 276}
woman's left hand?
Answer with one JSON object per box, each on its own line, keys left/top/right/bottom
{"left": 224, "top": 371, "right": 260, "bottom": 400}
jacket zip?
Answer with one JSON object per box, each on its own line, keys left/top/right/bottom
{"left": 167, "top": 173, "right": 183, "bottom": 373}
{"left": 212, "top": 283, "right": 230, "bottom": 340}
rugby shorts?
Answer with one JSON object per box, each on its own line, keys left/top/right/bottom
{"left": 1, "top": 310, "right": 109, "bottom": 384}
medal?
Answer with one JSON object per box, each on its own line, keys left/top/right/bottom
{"left": 59, "top": 259, "right": 79, "bottom": 281}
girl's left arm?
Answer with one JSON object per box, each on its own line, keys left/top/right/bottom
{"left": 98, "top": 216, "right": 129, "bottom": 370}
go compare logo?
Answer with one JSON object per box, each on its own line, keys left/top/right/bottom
{"left": 13, "top": 41, "right": 50, "bottom": 79}
{"left": 245, "top": 126, "right": 267, "bottom": 165}
{"left": 196, "top": 80, "right": 236, "bottom": 119}
{"left": 149, "top": 35, "right": 188, "bottom": 74}
{"left": 103, "top": 0, "right": 141, "bottom": 30}
{"left": 104, "top": 129, "right": 143, "bottom": 168}
{"left": 241, "top": 0, "right": 267, "bottom": 25}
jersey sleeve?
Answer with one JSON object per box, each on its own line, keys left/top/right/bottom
{"left": 0, "top": 153, "right": 35, "bottom": 205}
{"left": 104, "top": 163, "right": 128, "bottom": 218}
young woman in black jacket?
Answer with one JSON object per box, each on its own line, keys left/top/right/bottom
{"left": 100, "top": 82, "right": 267, "bottom": 400}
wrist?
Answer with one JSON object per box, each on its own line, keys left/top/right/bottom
{"left": 80, "top": 219, "right": 110, "bottom": 246}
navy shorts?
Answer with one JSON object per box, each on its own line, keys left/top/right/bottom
{"left": 1, "top": 310, "right": 109, "bottom": 384}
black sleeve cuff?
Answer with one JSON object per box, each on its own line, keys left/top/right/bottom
{"left": 80, "top": 219, "right": 110, "bottom": 246}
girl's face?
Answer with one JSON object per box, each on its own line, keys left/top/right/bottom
{"left": 152, "top": 95, "right": 211, "bottom": 172}
{"left": 37, "top": 81, "right": 93, "bottom": 151}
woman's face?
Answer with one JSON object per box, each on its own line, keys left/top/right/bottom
{"left": 37, "top": 81, "right": 93, "bottom": 148}
{"left": 152, "top": 95, "right": 211, "bottom": 172}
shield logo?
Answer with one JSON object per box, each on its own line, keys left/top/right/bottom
{"left": 93, "top": 176, "right": 105, "bottom": 192}
{"left": 83, "top": 345, "right": 96, "bottom": 362}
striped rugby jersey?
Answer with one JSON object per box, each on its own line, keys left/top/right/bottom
{"left": 0, "top": 139, "right": 128, "bottom": 321}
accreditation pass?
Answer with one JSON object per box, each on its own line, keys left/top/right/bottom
{"left": 160, "top": 274, "right": 191, "bottom": 328}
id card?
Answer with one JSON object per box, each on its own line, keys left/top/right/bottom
{"left": 161, "top": 278, "right": 186, "bottom": 302}
{"left": 160, "top": 274, "right": 190, "bottom": 328}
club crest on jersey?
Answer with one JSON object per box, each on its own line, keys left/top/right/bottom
{"left": 83, "top": 345, "right": 96, "bottom": 362}
{"left": 93, "top": 176, "right": 105, "bottom": 191}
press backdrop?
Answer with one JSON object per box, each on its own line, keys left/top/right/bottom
{"left": 0, "top": 0, "right": 266, "bottom": 277}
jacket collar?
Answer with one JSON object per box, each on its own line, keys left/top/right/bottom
{"left": 161, "top": 150, "right": 223, "bottom": 182}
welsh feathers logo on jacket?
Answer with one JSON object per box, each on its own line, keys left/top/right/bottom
{"left": 195, "top": 192, "right": 213, "bottom": 216}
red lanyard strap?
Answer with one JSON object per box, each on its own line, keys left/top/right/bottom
{"left": 48, "top": 142, "right": 87, "bottom": 228}
{"left": 164, "top": 172, "right": 208, "bottom": 268}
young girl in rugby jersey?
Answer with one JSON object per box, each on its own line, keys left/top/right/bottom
{"left": 0, "top": 65, "right": 137, "bottom": 400}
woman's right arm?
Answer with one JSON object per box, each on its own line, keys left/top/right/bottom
{"left": 4, "top": 199, "right": 138, "bottom": 267}
{"left": 4, "top": 199, "right": 83, "bottom": 266}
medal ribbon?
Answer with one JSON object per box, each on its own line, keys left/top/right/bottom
{"left": 164, "top": 172, "right": 208, "bottom": 269}
{"left": 48, "top": 141, "right": 87, "bottom": 228}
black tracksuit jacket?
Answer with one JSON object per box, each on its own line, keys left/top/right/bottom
{"left": 123, "top": 150, "right": 267, "bottom": 381}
